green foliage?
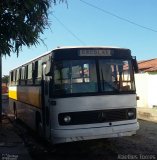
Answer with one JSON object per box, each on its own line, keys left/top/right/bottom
{"left": 2, "top": 75, "right": 9, "bottom": 85}
{"left": 0, "top": 0, "right": 66, "bottom": 56}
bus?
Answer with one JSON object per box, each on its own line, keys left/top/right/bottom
{"left": 8, "top": 46, "right": 139, "bottom": 144}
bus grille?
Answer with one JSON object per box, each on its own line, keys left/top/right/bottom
{"left": 58, "top": 108, "right": 136, "bottom": 126}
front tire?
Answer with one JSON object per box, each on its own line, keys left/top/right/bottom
{"left": 13, "top": 102, "right": 17, "bottom": 120}
{"left": 36, "top": 113, "right": 44, "bottom": 137}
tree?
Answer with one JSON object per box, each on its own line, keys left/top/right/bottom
{"left": 0, "top": 0, "right": 66, "bottom": 122}
{"left": 2, "top": 75, "right": 9, "bottom": 86}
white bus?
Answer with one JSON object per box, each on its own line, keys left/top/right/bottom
{"left": 8, "top": 46, "right": 139, "bottom": 144}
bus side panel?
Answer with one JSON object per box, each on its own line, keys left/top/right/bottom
{"left": 8, "top": 86, "right": 42, "bottom": 130}
{"left": 9, "top": 86, "right": 42, "bottom": 108}
{"left": 9, "top": 98, "right": 41, "bottom": 130}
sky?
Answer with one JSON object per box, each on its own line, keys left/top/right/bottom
{"left": 2, "top": 0, "right": 157, "bottom": 75}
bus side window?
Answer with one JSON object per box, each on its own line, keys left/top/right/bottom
{"left": 10, "top": 71, "right": 14, "bottom": 85}
{"left": 27, "top": 63, "right": 33, "bottom": 85}
{"left": 34, "top": 60, "right": 42, "bottom": 85}
{"left": 21, "top": 66, "right": 26, "bottom": 85}
{"left": 16, "top": 68, "right": 20, "bottom": 85}
{"left": 25, "top": 65, "right": 28, "bottom": 85}
{"left": 38, "top": 60, "right": 42, "bottom": 78}
{"left": 34, "top": 61, "right": 38, "bottom": 83}
{"left": 19, "top": 68, "right": 21, "bottom": 85}
{"left": 12, "top": 70, "right": 17, "bottom": 85}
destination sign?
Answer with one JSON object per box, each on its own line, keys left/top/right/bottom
{"left": 79, "top": 49, "right": 112, "bottom": 56}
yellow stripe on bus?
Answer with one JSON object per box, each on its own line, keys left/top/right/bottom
{"left": 9, "top": 86, "right": 42, "bottom": 108}
{"left": 9, "top": 90, "right": 17, "bottom": 100}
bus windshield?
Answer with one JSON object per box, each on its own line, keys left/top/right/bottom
{"left": 99, "top": 59, "right": 135, "bottom": 92}
{"left": 54, "top": 59, "right": 135, "bottom": 95}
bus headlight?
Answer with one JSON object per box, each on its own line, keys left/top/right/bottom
{"left": 63, "top": 115, "right": 71, "bottom": 123}
{"left": 127, "top": 111, "right": 135, "bottom": 118}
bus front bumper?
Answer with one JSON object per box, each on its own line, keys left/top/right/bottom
{"left": 51, "top": 122, "right": 139, "bottom": 144}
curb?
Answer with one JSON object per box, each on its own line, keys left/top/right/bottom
{"left": 137, "top": 108, "right": 157, "bottom": 123}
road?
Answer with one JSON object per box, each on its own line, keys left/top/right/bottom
{"left": 10, "top": 119, "right": 157, "bottom": 160}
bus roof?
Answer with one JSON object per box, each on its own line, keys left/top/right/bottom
{"left": 10, "top": 46, "right": 131, "bottom": 72}
{"left": 53, "top": 46, "right": 130, "bottom": 51}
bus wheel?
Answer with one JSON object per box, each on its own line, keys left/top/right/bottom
{"left": 36, "top": 113, "right": 44, "bottom": 137}
{"left": 13, "top": 102, "right": 17, "bottom": 120}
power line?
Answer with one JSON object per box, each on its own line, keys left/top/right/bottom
{"left": 52, "top": 14, "right": 86, "bottom": 45}
{"left": 80, "top": 0, "right": 157, "bottom": 33}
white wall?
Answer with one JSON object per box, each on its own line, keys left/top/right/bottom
{"left": 135, "top": 73, "right": 149, "bottom": 108}
{"left": 147, "top": 75, "right": 157, "bottom": 108}
{"left": 135, "top": 73, "right": 157, "bottom": 108}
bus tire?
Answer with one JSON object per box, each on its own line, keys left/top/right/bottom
{"left": 36, "top": 112, "right": 44, "bottom": 137}
{"left": 13, "top": 102, "right": 17, "bottom": 120}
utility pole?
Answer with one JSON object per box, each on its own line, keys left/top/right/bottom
{"left": 0, "top": 53, "right": 2, "bottom": 123}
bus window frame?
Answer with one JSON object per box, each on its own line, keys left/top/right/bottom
{"left": 34, "top": 59, "right": 42, "bottom": 85}
{"left": 20, "top": 66, "right": 26, "bottom": 85}
{"left": 52, "top": 58, "right": 136, "bottom": 98}
{"left": 26, "top": 63, "right": 33, "bottom": 85}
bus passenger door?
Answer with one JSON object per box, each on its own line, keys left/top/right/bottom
{"left": 42, "top": 63, "right": 51, "bottom": 139}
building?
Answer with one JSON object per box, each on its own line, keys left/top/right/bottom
{"left": 135, "top": 58, "right": 157, "bottom": 122}
{"left": 136, "top": 58, "right": 157, "bottom": 108}
{"left": 138, "top": 58, "right": 157, "bottom": 73}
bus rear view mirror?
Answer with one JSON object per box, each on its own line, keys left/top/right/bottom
{"left": 132, "top": 56, "right": 139, "bottom": 73}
